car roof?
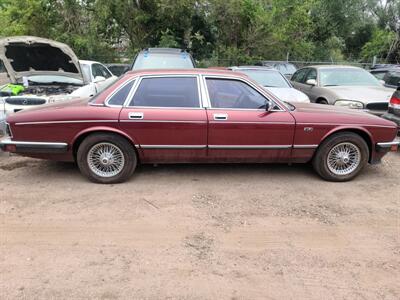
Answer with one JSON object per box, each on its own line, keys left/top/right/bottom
{"left": 306, "top": 65, "right": 363, "bottom": 70}
{"left": 124, "top": 68, "right": 249, "bottom": 79}
{"left": 230, "top": 66, "right": 277, "bottom": 71}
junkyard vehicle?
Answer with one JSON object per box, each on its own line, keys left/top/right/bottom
{"left": 106, "top": 63, "right": 130, "bottom": 76}
{"left": 131, "top": 48, "right": 195, "bottom": 70}
{"left": 0, "top": 69, "right": 398, "bottom": 184}
{"left": 370, "top": 64, "right": 400, "bottom": 81}
{"left": 255, "top": 61, "right": 297, "bottom": 79}
{"left": 380, "top": 69, "right": 400, "bottom": 89}
{"left": 229, "top": 66, "right": 310, "bottom": 103}
{"left": 0, "top": 36, "right": 114, "bottom": 123}
{"left": 79, "top": 60, "right": 118, "bottom": 97}
{"left": 291, "top": 65, "right": 395, "bottom": 116}
{"left": 382, "top": 87, "right": 400, "bottom": 130}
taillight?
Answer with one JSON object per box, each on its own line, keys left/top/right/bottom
{"left": 389, "top": 94, "right": 400, "bottom": 107}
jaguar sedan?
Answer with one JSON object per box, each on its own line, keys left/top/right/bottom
{"left": 0, "top": 69, "right": 398, "bottom": 184}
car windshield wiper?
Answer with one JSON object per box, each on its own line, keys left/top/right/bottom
{"left": 323, "top": 84, "right": 340, "bottom": 87}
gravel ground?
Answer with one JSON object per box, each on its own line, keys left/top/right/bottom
{"left": 0, "top": 152, "right": 399, "bottom": 299}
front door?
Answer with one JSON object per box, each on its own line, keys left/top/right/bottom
{"left": 119, "top": 76, "right": 207, "bottom": 162}
{"left": 204, "top": 77, "right": 295, "bottom": 162}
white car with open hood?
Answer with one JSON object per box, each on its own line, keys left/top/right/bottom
{"left": 0, "top": 36, "right": 116, "bottom": 135}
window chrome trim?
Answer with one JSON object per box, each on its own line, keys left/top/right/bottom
{"left": 201, "top": 75, "right": 286, "bottom": 112}
{"left": 105, "top": 77, "right": 138, "bottom": 108}
{"left": 124, "top": 74, "right": 203, "bottom": 109}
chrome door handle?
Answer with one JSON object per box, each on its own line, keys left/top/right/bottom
{"left": 128, "top": 112, "right": 144, "bottom": 120}
{"left": 213, "top": 113, "right": 228, "bottom": 121}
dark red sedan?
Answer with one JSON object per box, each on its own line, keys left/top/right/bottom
{"left": 1, "top": 69, "right": 398, "bottom": 183}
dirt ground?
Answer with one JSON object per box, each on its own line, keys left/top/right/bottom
{"left": 0, "top": 152, "right": 399, "bottom": 300}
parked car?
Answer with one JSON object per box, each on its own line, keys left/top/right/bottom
{"left": 79, "top": 60, "right": 117, "bottom": 97}
{"left": 255, "top": 61, "right": 297, "bottom": 79}
{"left": 382, "top": 87, "right": 400, "bottom": 130}
{"left": 370, "top": 65, "right": 400, "bottom": 83}
{"left": 229, "top": 66, "right": 309, "bottom": 103}
{"left": 131, "top": 48, "right": 195, "bottom": 70}
{"left": 106, "top": 63, "right": 130, "bottom": 76}
{"left": 380, "top": 69, "right": 400, "bottom": 89}
{"left": 1, "top": 69, "right": 398, "bottom": 183}
{"left": 291, "top": 65, "right": 395, "bottom": 115}
{"left": 0, "top": 36, "right": 119, "bottom": 128}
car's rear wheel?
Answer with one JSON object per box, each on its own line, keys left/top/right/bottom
{"left": 312, "top": 132, "right": 369, "bottom": 181}
{"left": 77, "top": 133, "right": 137, "bottom": 184}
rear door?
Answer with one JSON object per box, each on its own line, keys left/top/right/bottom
{"left": 203, "top": 76, "right": 295, "bottom": 162}
{"left": 119, "top": 75, "right": 207, "bottom": 162}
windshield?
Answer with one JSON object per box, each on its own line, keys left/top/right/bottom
{"left": 132, "top": 53, "right": 194, "bottom": 69}
{"left": 320, "top": 68, "right": 380, "bottom": 87}
{"left": 27, "top": 75, "right": 83, "bottom": 86}
{"left": 240, "top": 70, "right": 290, "bottom": 88}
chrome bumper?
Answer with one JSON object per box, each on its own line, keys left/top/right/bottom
{"left": 0, "top": 138, "right": 68, "bottom": 153}
{"left": 376, "top": 139, "right": 400, "bottom": 152}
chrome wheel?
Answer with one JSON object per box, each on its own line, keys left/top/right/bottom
{"left": 87, "top": 142, "right": 125, "bottom": 178}
{"left": 327, "top": 142, "right": 361, "bottom": 176}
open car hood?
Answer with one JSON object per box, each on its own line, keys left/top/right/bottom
{"left": 0, "top": 36, "right": 83, "bottom": 83}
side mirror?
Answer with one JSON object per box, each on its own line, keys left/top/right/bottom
{"left": 265, "top": 101, "right": 274, "bottom": 112}
{"left": 379, "top": 79, "right": 385, "bottom": 85}
{"left": 93, "top": 76, "right": 106, "bottom": 83}
{"left": 306, "top": 79, "right": 317, "bottom": 86}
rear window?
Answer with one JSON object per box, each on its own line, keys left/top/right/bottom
{"left": 132, "top": 52, "right": 194, "bottom": 70}
{"left": 130, "top": 77, "right": 199, "bottom": 107}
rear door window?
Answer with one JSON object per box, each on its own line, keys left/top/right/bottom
{"left": 130, "top": 77, "right": 200, "bottom": 108}
{"left": 108, "top": 80, "right": 135, "bottom": 106}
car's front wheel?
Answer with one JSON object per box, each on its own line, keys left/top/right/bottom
{"left": 77, "top": 133, "right": 137, "bottom": 184}
{"left": 312, "top": 132, "right": 369, "bottom": 181}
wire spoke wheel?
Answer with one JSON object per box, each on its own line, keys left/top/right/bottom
{"left": 87, "top": 142, "right": 125, "bottom": 178}
{"left": 327, "top": 142, "right": 361, "bottom": 176}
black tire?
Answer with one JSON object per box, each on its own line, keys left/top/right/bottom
{"left": 77, "top": 133, "right": 137, "bottom": 184}
{"left": 317, "top": 98, "right": 329, "bottom": 105}
{"left": 312, "top": 132, "right": 369, "bottom": 182}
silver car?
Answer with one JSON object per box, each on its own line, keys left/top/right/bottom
{"left": 291, "top": 65, "right": 395, "bottom": 115}
{"left": 229, "top": 66, "right": 310, "bottom": 103}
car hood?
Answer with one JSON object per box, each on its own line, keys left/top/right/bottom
{"left": 266, "top": 87, "right": 310, "bottom": 103}
{"left": 291, "top": 102, "right": 397, "bottom": 127}
{"left": 0, "top": 36, "right": 83, "bottom": 83}
{"left": 326, "top": 85, "right": 394, "bottom": 103}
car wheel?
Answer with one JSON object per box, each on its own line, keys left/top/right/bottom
{"left": 312, "top": 132, "right": 369, "bottom": 182}
{"left": 77, "top": 133, "right": 137, "bottom": 184}
{"left": 317, "top": 98, "right": 329, "bottom": 104}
